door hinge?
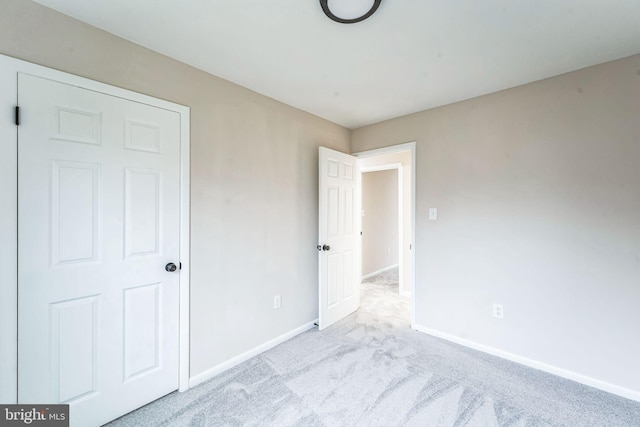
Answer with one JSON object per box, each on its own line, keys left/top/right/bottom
{"left": 15, "top": 106, "right": 20, "bottom": 126}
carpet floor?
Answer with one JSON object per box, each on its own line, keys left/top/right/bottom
{"left": 108, "top": 269, "right": 640, "bottom": 426}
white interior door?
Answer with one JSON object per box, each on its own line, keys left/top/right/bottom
{"left": 318, "top": 147, "right": 360, "bottom": 330}
{"left": 18, "top": 73, "right": 181, "bottom": 427}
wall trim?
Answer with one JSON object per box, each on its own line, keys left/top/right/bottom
{"left": 189, "top": 320, "right": 317, "bottom": 388}
{"left": 178, "top": 96, "right": 191, "bottom": 393}
{"left": 362, "top": 264, "right": 399, "bottom": 280}
{"left": 0, "top": 54, "right": 18, "bottom": 404}
{"left": 414, "top": 324, "right": 640, "bottom": 403}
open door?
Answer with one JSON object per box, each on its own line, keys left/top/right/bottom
{"left": 318, "top": 147, "right": 360, "bottom": 330}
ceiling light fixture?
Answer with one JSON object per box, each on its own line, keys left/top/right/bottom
{"left": 319, "top": 0, "right": 382, "bottom": 24}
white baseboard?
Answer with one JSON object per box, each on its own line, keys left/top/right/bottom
{"left": 413, "top": 324, "right": 640, "bottom": 403}
{"left": 362, "top": 264, "right": 399, "bottom": 280}
{"left": 188, "top": 320, "right": 317, "bottom": 389}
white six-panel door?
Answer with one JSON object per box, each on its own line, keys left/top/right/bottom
{"left": 318, "top": 147, "right": 361, "bottom": 330}
{"left": 18, "top": 73, "right": 181, "bottom": 426}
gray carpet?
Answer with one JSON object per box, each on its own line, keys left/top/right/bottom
{"left": 108, "top": 268, "right": 640, "bottom": 426}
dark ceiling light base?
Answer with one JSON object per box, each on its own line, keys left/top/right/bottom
{"left": 319, "top": 0, "right": 382, "bottom": 24}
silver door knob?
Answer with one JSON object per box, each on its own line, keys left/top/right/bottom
{"left": 165, "top": 262, "right": 178, "bottom": 272}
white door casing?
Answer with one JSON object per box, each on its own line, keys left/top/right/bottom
{"left": 318, "top": 147, "right": 361, "bottom": 330}
{"left": 0, "top": 55, "right": 19, "bottom": 405}
{"left": 17, "top": 73, "right": 183, "bottom": 426}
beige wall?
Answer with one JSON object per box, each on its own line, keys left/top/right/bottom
{"left": 352, "top": 54, "right": 640, "bottom": 392}
{"left": 362, "top": 169, "right": 398, "bottom": 276}
{"left": 0, "top": 0, "right": 350, "bottom": 378}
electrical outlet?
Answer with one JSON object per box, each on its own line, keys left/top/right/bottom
{"left": 493, "top": 303, "right": 503, "bottom": 319}
{"left": 273, "top": 295, "right": 282, "bottom": 310}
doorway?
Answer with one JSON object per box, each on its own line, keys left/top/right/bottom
{"left": 353, "top": 142, "right": 416, "bottom": 327}
{"left": 361, "top": 165, "right": 402, "bottom": 288}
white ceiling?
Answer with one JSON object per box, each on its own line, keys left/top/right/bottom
{"left": 34, "top": 0, "right": 640, "bottom": 129}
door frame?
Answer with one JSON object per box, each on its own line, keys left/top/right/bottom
{"left": 0, "top": 53, "right": 191, "bottom": 403}
{"left": 360, "top": 162, "right": 406, "bottom": 296}
{"left": 352, "top": 142, "right": 416, "bottom": 328}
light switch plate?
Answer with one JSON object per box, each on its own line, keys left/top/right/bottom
{"left": 493, "top": 303, "right": 504, "bottom": 319}
{"left": 429, "top": 208, "right": 438, "bottom": 220}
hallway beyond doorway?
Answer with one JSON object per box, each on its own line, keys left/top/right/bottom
{"left": 362, "top": 267, "right": 409, "bottom": 325}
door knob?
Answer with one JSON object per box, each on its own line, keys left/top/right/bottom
{"left": 165, "top": 262, "right": 178, "bottom": 272}
{"left": 322, "top": 244, "right": 331, "bottom": 251}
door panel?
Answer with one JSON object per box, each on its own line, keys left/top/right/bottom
{"left": 125, "top": 168, "right": 161, "bottom": 257}
{"left": 51, "top": 296, "right": 99, "bottom": 403}
{"left": 52, "top": 161, "right": 101, "bottom": 264}
{"left": 318, "top": 147, "right": 360, "bottom": 330}
{"left": 18, "top": 73, "right": 181, "bottom": 426}
{"left": 343, "top": 250, "right": 354, "bottom": 299}
{"left": 123, "top": 283, "right": 160, "bottom": 381}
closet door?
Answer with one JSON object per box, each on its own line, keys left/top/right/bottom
{"left": 18, "top": 73, "right": 181, "bottom": 427}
